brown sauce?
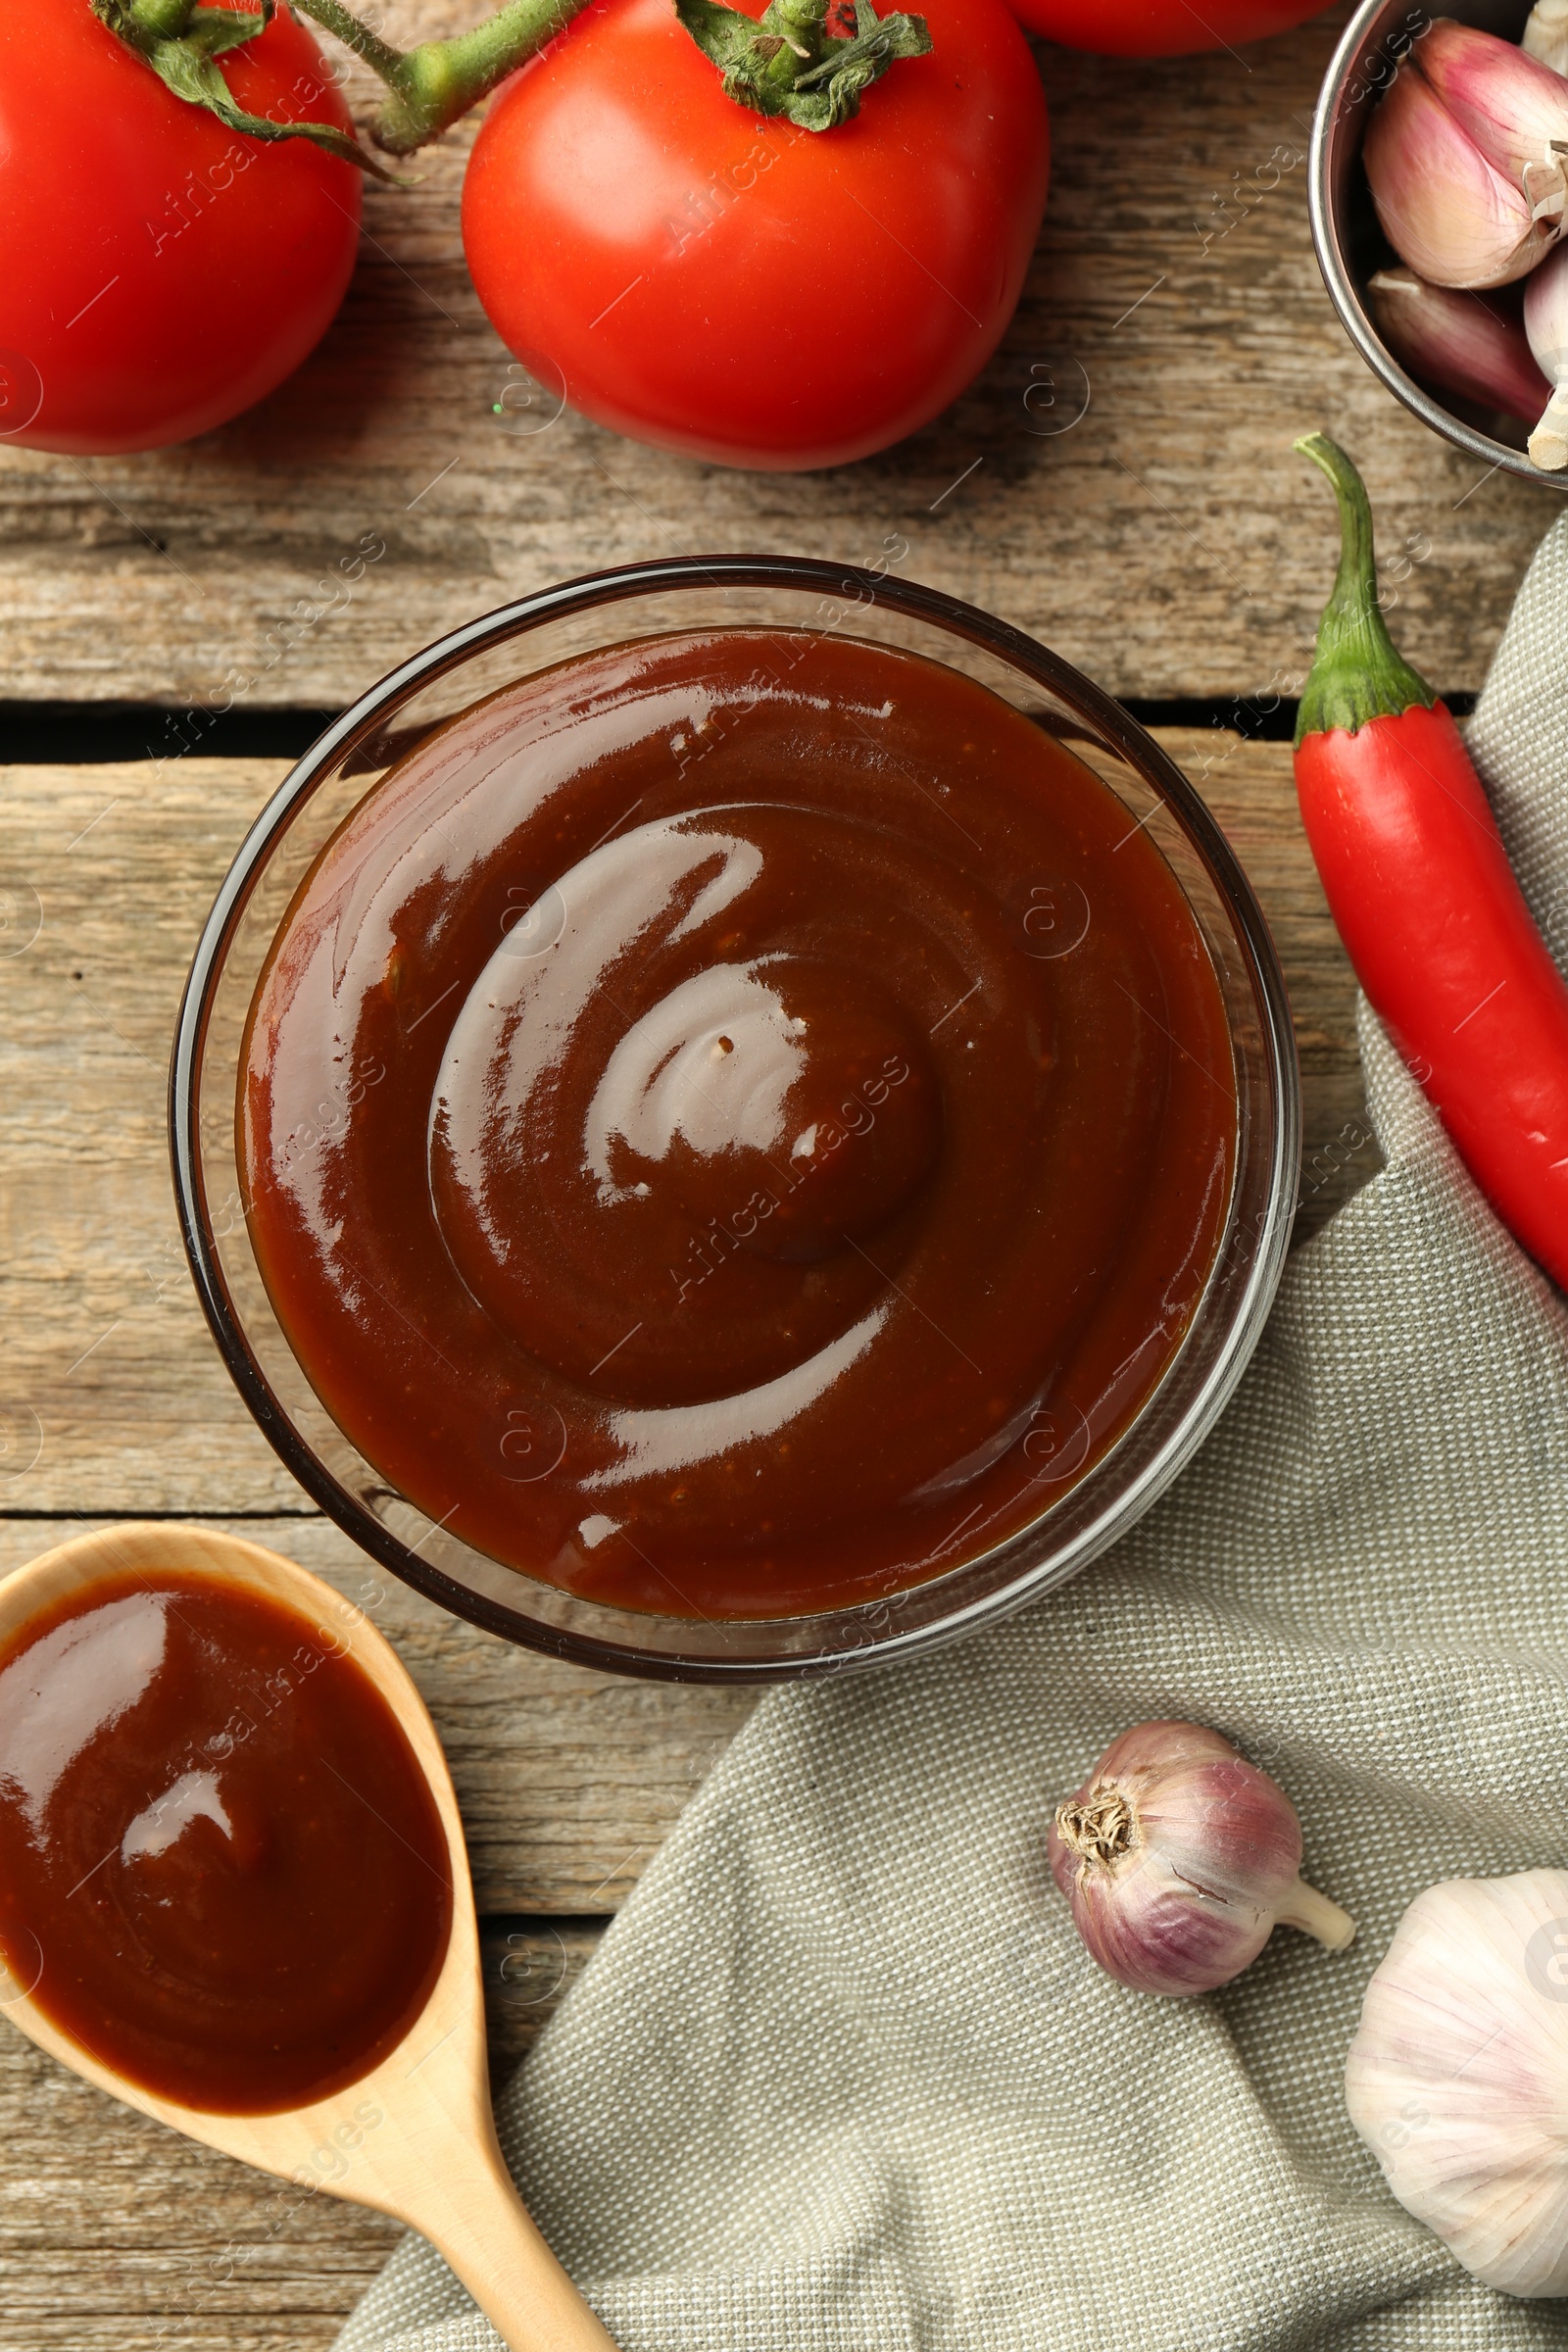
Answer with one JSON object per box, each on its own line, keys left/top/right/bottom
{"left": 243, "top": 630, "right": 1237, "bottom": 1619}
{"left": 0, "top": 1574, "right": 453, "bottom": 2114}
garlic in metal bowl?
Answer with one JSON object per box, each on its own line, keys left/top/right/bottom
{"left": 1363, "top": 19, "right": 1568, "bottom": 290}
{"left": 1347, "top": 1869, "right": 1568, "bottom": 2295}
{"left": 1369, "top": 267, "right": 1550, "bottom": 425}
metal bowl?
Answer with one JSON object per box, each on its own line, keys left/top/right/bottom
{"left": 172, "top": 558, "right": 1299, "bottom": 1684}
{"left": 1311, "top": 0, "right": 1564, "bottom": 487}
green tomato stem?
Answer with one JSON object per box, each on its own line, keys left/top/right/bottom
{"left": 673, "top": 0, "right": 932, "bottom": 132}
{"left": 92, "top": 0, "right": 401, "bottom": 175}
{"left": 126, "top": 0, "right": 198, "bottom": 33}
{"left": 109, "top": 0, "right": 925, "bottom": 169}
{"left": 286, "top": 0, "right": 408, "bottom": 84}
{"left": 773, "top": 0, "right": 830, "bottom": 41}
{"left": 291, "top": 0, "right": 592, "bottom": 151}
{"left": 292, "top": 0, "right": 930, "bottom": 149}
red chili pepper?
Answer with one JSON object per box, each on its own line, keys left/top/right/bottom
{"left": 1294, "top": 432, "right": 1568, "bottom": 1290}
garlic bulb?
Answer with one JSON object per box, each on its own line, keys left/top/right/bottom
{"left": 1370, "top": 268, "right": 1551, "bottom": 423}
{"left": 1364, "top": 21, "right": 1568, "bottom": 289}
{"left": 1525, "top": 0, "right": 1568, "bottom": 77}
{"left": 1050, "top": 1721, "right": 1355, "bottom": 1998}
{"left": 1346, "top": 1870, "right": 1568, "bottom": 2297}
{"left": 1525, "top": 242, "right": 1568, "bottom": 464}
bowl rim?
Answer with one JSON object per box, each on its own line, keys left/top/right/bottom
{"left": 1309, "top": 0, "right": 1565, "bottom": 492}
{"left": 170, "top": 553, "right": 1301, "bottom": 1682}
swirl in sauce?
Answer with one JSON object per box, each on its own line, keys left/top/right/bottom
{"left": 242, "top": 632, "right": 1237, "bottom": 1618}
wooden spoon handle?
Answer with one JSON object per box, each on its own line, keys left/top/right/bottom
{"left": 398, "top": 2128, "right": 619, "bottom": 2352}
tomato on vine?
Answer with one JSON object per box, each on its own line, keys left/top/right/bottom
{"left": 0, "top": 3, "right": 364, "bottom": 456}
{"left": 460, "top": 0, "right": 1050, "bottom": 470}
{"left": 13, "top": 0, "right": 1047, "bottom": 470}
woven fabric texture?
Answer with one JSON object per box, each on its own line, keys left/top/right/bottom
{"left": 337, "top": 513, "right": 1568, "bottom": 2352}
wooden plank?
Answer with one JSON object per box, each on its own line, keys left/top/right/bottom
{"left": 0, "top": 1926, "right": 602, "bottom": 2352}
{"left": 1159, "top": 723, "right": 1381, "bottom": 1234}
{"left": 0, "top": 5, "right": 1549, "bottom": 710}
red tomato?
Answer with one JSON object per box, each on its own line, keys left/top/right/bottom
{"left": 462, "top": 0, "right": 1050, "bottom": 471}
{"left": 1008, "top": 0, "right": 1327, "bottom": 52}
{"left": 0, "top": 3, "right": 361, "bottom": 455}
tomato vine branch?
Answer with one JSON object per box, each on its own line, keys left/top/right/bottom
{"left": 289, "top": 0, "right": 591, "bottom": 151}
{"left": 90, "top": 0, "right": 401, "bottom": 173}
{"left": 96, "top": 0, "right": 933, "bottom": 169}
{"left": 281, "top": 0, "right": 406, "bottom": 81}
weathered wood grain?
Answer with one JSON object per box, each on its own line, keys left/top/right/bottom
{"left": 0, "top": 5, "right": 1551, "bottom": 711}
{"left": 0, "top": 1925, "right": 603, "bottom": 2352}
{"left": 1158, "top": 722, "right": 1382, "bottom": 1228}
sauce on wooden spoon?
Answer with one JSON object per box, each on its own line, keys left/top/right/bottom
{"left": 0, "top": 1572, "right": 453, "bottom": 2114}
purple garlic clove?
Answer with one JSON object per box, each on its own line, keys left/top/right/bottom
{"left": 1364, "top": 24, "right": 1567, "bottom": 289}
{"left": 1370, "top": 268, "right": 1551, "bottom": 423}
{"left": 1416, "top": 18, "right": 1568, "bottom": 223}
{"left": 1049, "top": 1720, "right": 1355, "bottom": 1998}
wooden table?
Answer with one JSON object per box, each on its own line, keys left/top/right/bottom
{"left": 0, "top": 2, "right": 1541, "bottom": 2342}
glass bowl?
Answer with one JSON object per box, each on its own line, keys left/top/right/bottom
{"left": 171, "top": 557, "right": 1299, "bottom": 1684}
{"left": 1311, "top": 0, "right": 1563, "bottom": 489}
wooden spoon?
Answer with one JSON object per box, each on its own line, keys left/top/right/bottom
{"left": 0, "top": 1522, "right": 618, "bottom": 2352}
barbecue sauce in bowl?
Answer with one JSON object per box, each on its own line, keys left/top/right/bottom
{"left": 242, "top": 631, "right": 1238, "bottom": 1620}
{"left": 0, "top": 1574, "right": 453, "bottom": 2114}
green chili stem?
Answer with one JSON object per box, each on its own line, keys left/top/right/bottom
{"left": 1294, "top": 433, "right": 1439, "bottom": 745}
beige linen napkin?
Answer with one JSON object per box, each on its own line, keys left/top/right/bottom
{"left": 337, "top": 513, "right": 1568, "bottom": 2352}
